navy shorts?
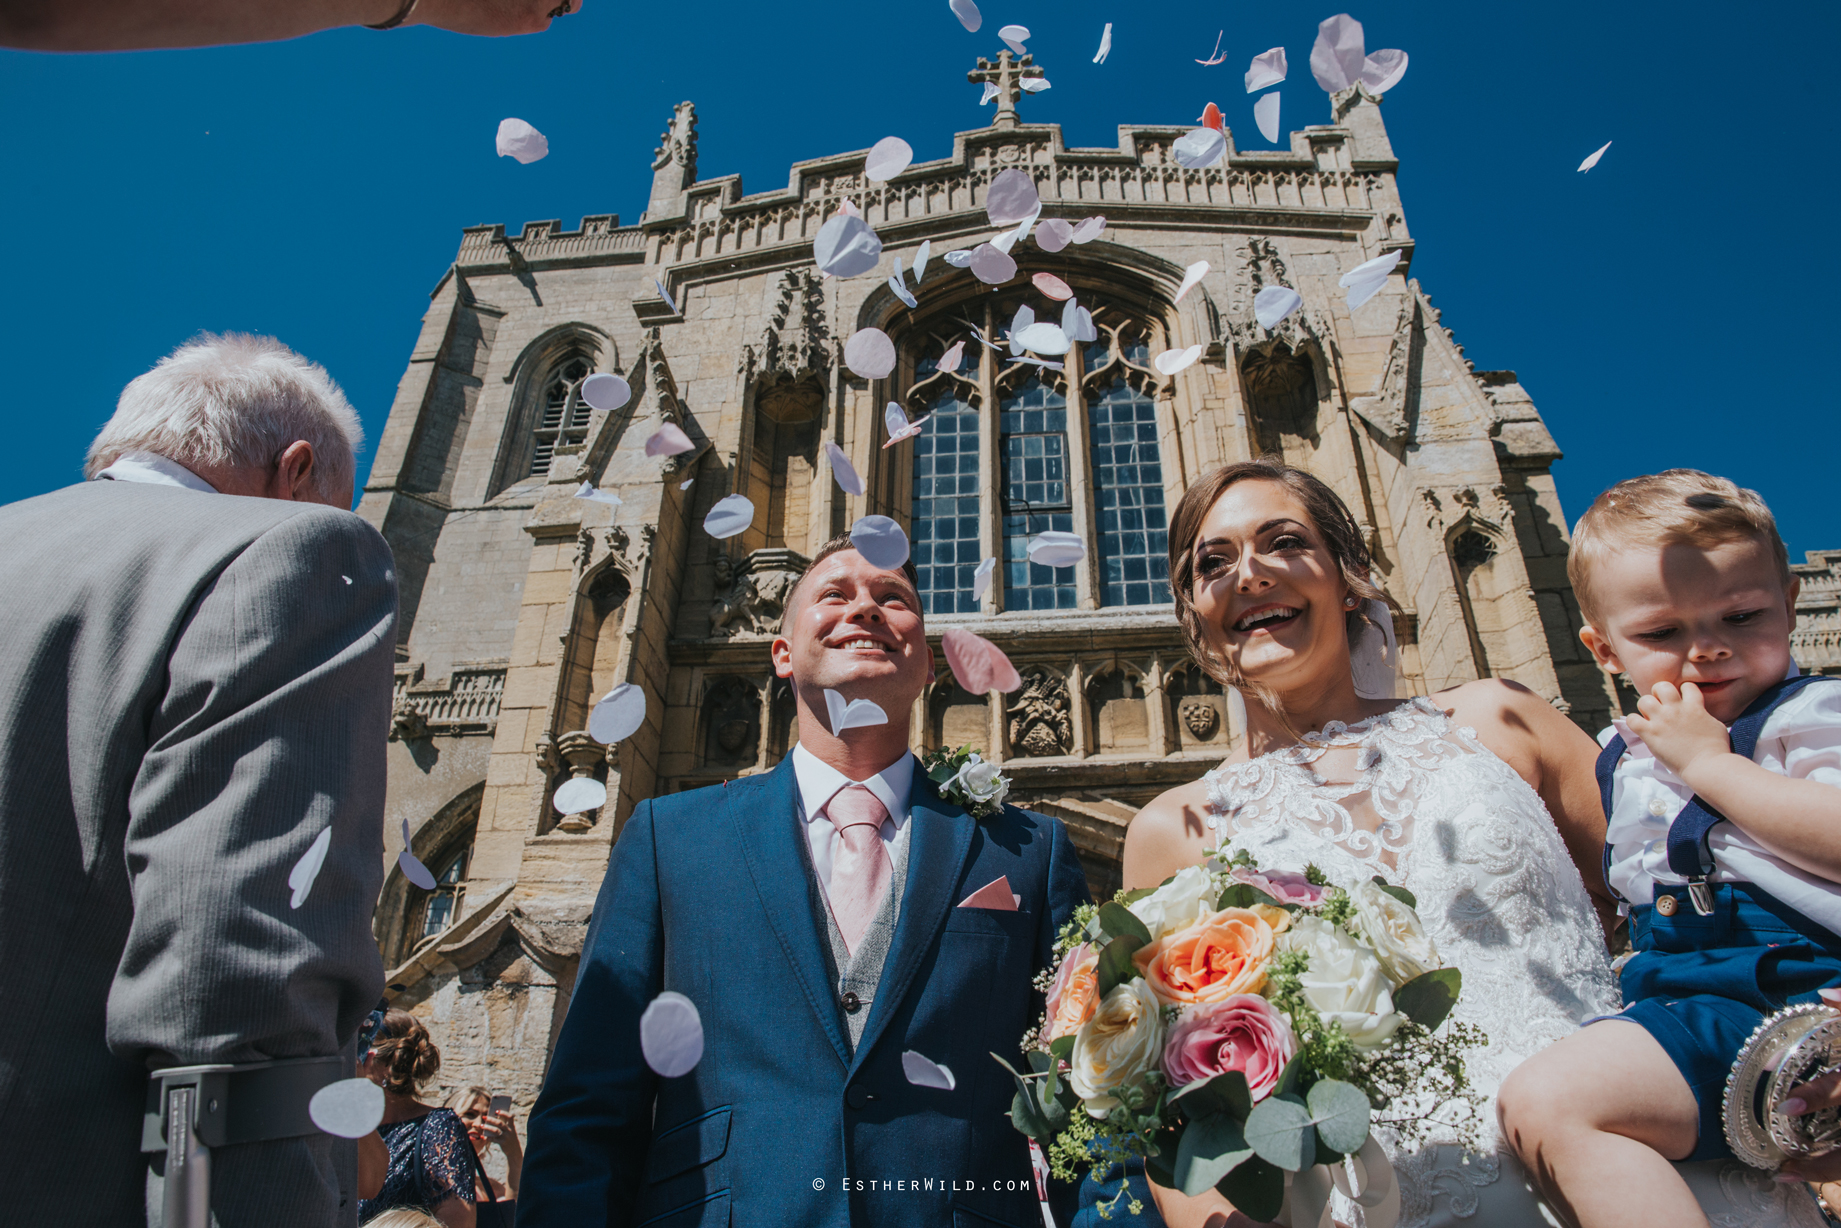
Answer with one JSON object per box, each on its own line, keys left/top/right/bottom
{"left": 1610, "top": 882, "right": 1841, "bottom": 1162}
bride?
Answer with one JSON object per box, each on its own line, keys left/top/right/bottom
{"left": 1114, "top": 460, "right": 1819, "bottom": 1228}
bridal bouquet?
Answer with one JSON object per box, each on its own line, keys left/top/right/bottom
{"left": 1000, "top": 851, "right": 1486, "bottom": 1223}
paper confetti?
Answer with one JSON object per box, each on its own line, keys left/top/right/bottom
{"left": 645, "top": 423, "right": 695, "bottom": 457}
{"left": 1061, "top": 299, "right": 1097, "bottom": 343}
{"left": 1175, "top": 260, "right": 1209, "bottom": 304}
{"left": 943, "top": 249, "right": 974, "bottom": 268}
{"left": 1310, "top": 13, "right": 1366, "bottom": 92}
{"left": 309, "top": 1079, "right": 386, "bottom": 1139}
{"left": 640, "top": 991, "right": 704, "bottom": 1078}
{"left": 825, "top": 689, "right": 891, "bottom": 733}
{"left": 973, "top": 556, "right": 997, "bottom": 601}
{"left": 949, "top": 0, "right": 981, "bottom": 33}
{"left": 902, "top": 1050, "right": 957, "bottom": 1091}
{"left": 495, "top": 118, "right": 548, "bottom": 164}
{"left": 889, "top": 262, "right": 918, "bottom": 310}
{"left": 942, "top": 628, "right": 1022, "bottom": 694}
{"left": 1093, "top": 22, "right": 1112, "bottom": 64}
{"left": 654, "top": 279, "right": 679, "bottom": 315}
{"left": 398, "top": 819, "right": 436, "bottom": 890}
{"left": 850, "top": 514, "right": 911, "bottom": 570}
{"left": 1019, "top": 77, "right": 1051, "bottom": 94}
{"left": 552, "top": 777, "right": 607, "bottom": 815}
{"left": 1008, "top": 303, "right": 1035, "bottom": 355}
{"left": 914, "top": 240, "right": 932, "bottom": 284}
{"left": 979, "top": 81, "right": 1001, "bottom": 105}
{"left": 968, "top": 243, "right": 1017, "bottom": 285}
{"left": 1246, "top": 47, "right": 1288, "bottom": 93}
{"left": 1254, "top": 286, "right": 1304, "bottom": 330}
{"left": 589, "top": 683, "right": 647, "bottom": 745}
{"left": 288, "top": 827, "right": 332, "bottom": 910}
{"left": 1016, "top": 322, "right": 1071, "bottom": 355}
{"left": 1578, "top": 140, "right": 1612, "bottom": 172}
{"left": 938, "top": 339, "right": 966, "bottom": 373}
{"left": 884, "top": 402, "right": 929, "bottom": 448}
{"left": 1154, "top": 345, "right": 1204, "bottom": 375}
{"left": 826, "top": 441, "right": 865, "bottom": 495}
{"left": 1254, "top": 92, "right": 1282, "bottom": 144}
{"left": 865, "top": 136, "right": 914, "bottom": 182}
{"left": 1035, "top": 218, "right": 1074, "bottom": 253}
{"left": 835, "top": 199, "right": 864, "bottom": 219}
{"left": 703, "top": 494, "right": 756, "bottom": 539}
{"left": 1032, "top": 272, "right": 1074, "bottom": 301}
{"left": 1027, "top": 530, "right": 1086, "bottom": 567}
{"left": 998, "top": 23, "right": 1029, "bottom": 55}
{"left": 679, "top": 478, "right": 695, "bottom": 491}
{"left": 1198, "top": 102, "right": 1225, "bottom": 132}
{"left": 845, "top": 328, "right": 898, "bottom": 379}
{"left": 1360, "top": 49, "right": 1408, "bottom": 93}
{"left": 986, "top": 167, "right": 1040, "bottom": 227}
{"left": 1007, "top": 357, "right": 1064, "bottom": 370}
{"left": 1173, "top": 128, "right": 1227, "bottom": 169}
{"left": 1070, "top": 216, "right": 1106, "bottom": 244}
{"left": 1339, "top": 248, "right": 1403, "bottom": 312}
{"left": 1195, "top": 30, "right": 1226, "bottom": 65}
{"left": 573, "top": 482, "right": 623, "bottom": 507}
{"left": 814, "top": 214, "right": 884, "bottom": 279}
{"left": 580, "top": 373, "right": 630, "bottom": 412}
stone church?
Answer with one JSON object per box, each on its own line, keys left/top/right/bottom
{"left": 356, "top": 54, "right": 1623, "bottom": 1107}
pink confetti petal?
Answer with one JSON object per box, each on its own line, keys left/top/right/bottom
{"left": 1035, "top": 218, "right": 1074, "bottom": 253}
{"left": 968, "top": 243, "right": 1017, "bottom": 285}
{"left": 1032, "top": 272, "right": 1074, "bottom": 300}
{"left": 845, "top": 328, "right": 898, "bottom": 379}
{"left": 703, "top": 493, "right": 755, "bottom": 539}
{"left": 640, "top": 991, "right": 704, "bottom": 1078}
{"left": 1195, "top": 29, "right": 1226, "bottom": 65}
{"left": 398, "top": 819, "right": 436, "bottom": 890}
{"left": 938, "top": 340, "right": 966, "bottom": 373}
{"left": 849, "top": 515, "right": 911, "bottom": 570}
{"left": 1070, "top": 216, "right": 1106, "bottom": 244}
{"left": 589, "top": 683, "right": 647, "bottom": 745}
{"left": 645, "top": 422, "right": 694, "bottom": 457}
{"left": 986, "top": 168, "right": 1041, "bottom": 227}
{"left": 1175, "top": 260, "right": 1209, "bottom": 304}
{"left": 943, "top": 628, "right": 1022, "bottom": 694}
{"left": 579, "top": 373, "right": 630, "bottom": 412}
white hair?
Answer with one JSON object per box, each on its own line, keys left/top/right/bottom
{"left": 85, "top": 332, "right": 364, "bottom": 500}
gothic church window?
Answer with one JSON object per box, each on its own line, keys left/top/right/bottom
{"left": 529, "top": 357, "right": 593, "bottom": 477}
{"left": 908, "top": 342, "right": 984, "bottom": 616}
{"left": 1000, "top": 376, "right": 1077, "bottom": 610}
{"left": 417, "top": 840, "right": 470, "bottom": 939}
{"left": 1088, "top": 379, "right": 1172, "bottom": 607}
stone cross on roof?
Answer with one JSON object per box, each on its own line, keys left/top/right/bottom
{"left": 968, "top": 50, "right": 1045, "bottom": 131}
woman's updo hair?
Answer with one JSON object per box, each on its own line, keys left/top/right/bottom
{"left": 1167, "top": 458, "right": 1388, "bottom": 692}
{"left": 368, "top": 1009, "right": 440, "bottom": 1096}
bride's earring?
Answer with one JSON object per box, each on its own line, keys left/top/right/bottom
{"left": 1344, "top": 596, "right": 1360, "bottom": 610}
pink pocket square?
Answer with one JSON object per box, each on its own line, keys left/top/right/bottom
{"left": 957, "top": 876, "right": 1019, "bottom": 911}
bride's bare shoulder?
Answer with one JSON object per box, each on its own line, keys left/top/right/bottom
{"left": 1123, "top": 776, "right": 1218, "bottom": 890}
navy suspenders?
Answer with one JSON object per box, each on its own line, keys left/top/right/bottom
{"left": 1596, "top": 675, "right": 1835, "bottom": 916}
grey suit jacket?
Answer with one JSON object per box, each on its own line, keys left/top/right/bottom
{"left": 0, "top": 480, "right": 396, "bottom": 1227}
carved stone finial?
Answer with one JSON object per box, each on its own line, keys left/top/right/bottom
{"left": 389, "top": 697, "right": 428, "bottom": 742}
{"left": 553, "top": 731, "right": 607, "bottom": 833}
{"left": 967, "top": 51, "right": 1045, "bottom": 130}
{"left": 647, "top": 101, "right": 699, "bottom": 215}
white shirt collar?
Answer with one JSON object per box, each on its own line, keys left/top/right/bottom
{"left": 791, "top": 741, "right": 914, "bottom": 828}
{"left": 94, "top": 451, "right": 218, "bottom": 494}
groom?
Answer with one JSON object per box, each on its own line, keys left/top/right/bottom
{"left": 519, "top": 535, "right": 1090, "bottom": 1228}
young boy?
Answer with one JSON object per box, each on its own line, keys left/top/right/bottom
{"left": 1498, "top": 469, "right": 1841, "bottom": 1226}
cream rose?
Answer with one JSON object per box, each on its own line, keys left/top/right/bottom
{"left": 1126, "top": 865, "right": 1218, "bottom": 940}
{"left": 952, "top": 754, "right": 1010, "bottom": 808}
{"left": 1279, "top": 915, "right": 1402, "bottom": 1052}
{"left": 1069, "top": 978, "right": 1165, "bottom": 1116}
{"left": 1351, "top": 880, "right": 1439, "bottom": 987}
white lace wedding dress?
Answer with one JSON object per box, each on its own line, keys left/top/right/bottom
{"left": 1203, "top": 697, "right": 1821, "bottom": 1228}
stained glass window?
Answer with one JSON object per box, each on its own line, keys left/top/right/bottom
{"left": 1089, "top": 380, "right": 1172, "bottom": 606}
{"left": 1000, "top": 377, "right": 1077, "bottom": 611}
{"left": 911, "top": 385, "right": 983, "bottom": 614}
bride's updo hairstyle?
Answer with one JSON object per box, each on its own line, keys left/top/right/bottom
{"left": 1168, "top": 458, "right": 1389, "bottom": 695}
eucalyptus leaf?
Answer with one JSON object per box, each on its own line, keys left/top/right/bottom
{"left": 1244, "top": 1093, "right": 1315, "bottom": 1171}
{"left": 1115, "top": 886, "right": 1155, "bottom": 906}
{"left": 1095, "top": 934, "right": 1146, "bottom": 997}
{"left": 1036, "top": 1079, "right": 1070, "bottom": 1132}
{"left": 1170, "top": 1070, "right": 1252, "bottom": 1122}
{"left": 1273, "top": 1053, "right": 1304, "bottom": 1100}
{"left": 1144, "top": 1134, "right": 1178, "bottom": 1189}
{"left": 989, "top": 1051, "right": 1026, "bottom": 1081}
{"left": 1216, "top": 882, "right": 1282, "bottom": 911}
{"left": 1174, "top": 1113, "right": 1254, "bottom": 1196}
{"left": 1027, "top": 1049, "right": 1062, "bottom": 1099}
{"left": 1370, "top": 875, "right": 1417, "bottom": 908}
{"left": 1313, "top": 1130, "right": 1345, "bottom": 1168}
{"left": 1215, "top": 1154, "right": 1286, "bottom": 1222}
{"left": 1393, "top": 967, "right": 1462, "bottom": 1032}
{"left": 1049, "top": 1033, "right": 1075, "bottom": 1062}
{"left": 930, "top": 763, "right": 956, "bottom": 783}
{"left": 1098, "top": 901, "right": 1154, "bottom": 946}
{"left": 1306, "top": 1079, "right": 1372, "bottom": 1155}
{"left": 1010, "top": 1086, "right": 1053, "bottom": 1140}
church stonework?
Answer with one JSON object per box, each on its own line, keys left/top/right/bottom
{"left": 356, "top": 59, "right": 1621, "bottom": 1109}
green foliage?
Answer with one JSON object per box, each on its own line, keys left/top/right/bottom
{"left": 1369, "top": 874, "right": 1417, "bottom": 908}
{"left": 1228, "top": 847, "right": 1259, "bottom": 870}
{"left": 1354, "top": 1018, "right": 1490, "bottom": 1155}
{"left": 1057, "top": 904, "right": 1098, "bottom": 954}
{"left": 1305, "top": 1079, "right": 1371, "bottom": 1155}
{"left": 1048, "top": 1033, "right": 1075, "bottom": 1062}
{"left": 1303, "top": 864, "right": 1329, "bottom": 886}
{"left": 1263, "top": 950, "right": 1362, "bottom": 1084}
{"left": 1393, "top": 967, "right": 1463, "bottom": 1033}
{"left": 1113, "top": 886, "right": 1155, "bottom": 906}
{"left": 1173, "top": 1113, "right": 1253, "bottom": 1195}
{"left": 1216, "top": 882, "right": 1283, "bottom": 911}
{"left": 1244, "top": 1092, "right": 1315, "bottom": 1171}
{"left": 1215, "top": 1154, "right": 1285, "bottom": 1221}
{"left": 1169, "top": 1070, "right": 1252, "bottom": 1122}
{"left": 1318, "top": 888, "right": 1357, "bottom": 927}
{"left": 1097, "top": 901, "right": 1153, "bottom": 946}
{"left": 1095, "top": 933, "right": 1146, "bottom": 997}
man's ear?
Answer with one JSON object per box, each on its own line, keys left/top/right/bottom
{"left": 270, "top": 440, "right": 317, "bottom": 502}
{"left": 770, "top": 634, "right": 795, "bottom": 679}
{"left": 1579, "top": 625, "right": 1624, "bottom": 675}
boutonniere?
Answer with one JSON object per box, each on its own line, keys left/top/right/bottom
{"left": 921, "top": 745, "right": 1013, "bottom": 820}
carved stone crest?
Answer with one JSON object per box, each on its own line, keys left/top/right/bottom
{"left": 1007, "top": 668, "right": 1073, "bottom": 757}
{"left": 1179, "top": 697, "right": 1219, "bottom": 740}
{"left": 709, "top": 549, "right": 810, "bottom": 638}
{"left": 389, "top": 697, "right": 428, "bottom": 742}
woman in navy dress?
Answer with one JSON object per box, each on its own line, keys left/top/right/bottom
{"left": 357, "top": 1010, "right": 478, "bottom": 1227}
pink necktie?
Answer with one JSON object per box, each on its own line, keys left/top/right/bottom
{"left": 824, "top": 785, "right": 893, "bottom": 955}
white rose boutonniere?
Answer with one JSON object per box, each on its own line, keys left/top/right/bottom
{"left": 922, "top": 745, "right": 1013, "bottom": 819}
{"left": 1351, "top": 879, "right": 1440, "bottom": 987}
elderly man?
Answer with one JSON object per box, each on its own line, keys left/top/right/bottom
{"left": 519, "top": 536, "right": 1091, "bottom": 1228}
{"left": 0, "top": 333, "right": 397, "bottom": 1226}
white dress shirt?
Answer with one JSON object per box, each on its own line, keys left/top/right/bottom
{"left": 791, "top": 742, "right": 914, "bottom": 900}
{"left": 1603, "top": 676, "right": 1841, "bottom": 932}
{"left": 94, "top": 450, "right": 218, "bottom": 494}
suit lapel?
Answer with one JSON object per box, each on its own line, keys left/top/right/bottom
{"left": 728, "top": 757, "right": 852, "bottom": 1069}
{"left": 849, "top": 772, "right": 976, "bottom": 1072}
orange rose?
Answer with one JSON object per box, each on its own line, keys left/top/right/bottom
{"left": 1046, "top": 943, "right": 1100, "bottom": 1041}
{"left": 1132, "top": 905, "right": 1290, "bottom": 1005}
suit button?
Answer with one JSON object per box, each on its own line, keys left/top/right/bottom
{"left": 846, "top": 1086, "right": 871, "bottom": 1110}
{"left": 842, "top": 991, "right": 862, "bottom": 1013}
{"left": 1656, "top": 894, "right": 1679, "bottom": 917}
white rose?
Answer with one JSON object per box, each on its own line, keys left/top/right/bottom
{"left": 1069, "top": 978, "right": 1165, "bottom": 1115}
{"left": 1351, "top": 880, "right": 1439, "bottom": 987}
{"left": 952, "top": 755, "right": 1009, "bottom": 807}
{"left": 1279, "top": 915, "right": 1403, "bottom": 1052}
{"left": 1126, "top": 865, "right": 1217, "bottom": 940}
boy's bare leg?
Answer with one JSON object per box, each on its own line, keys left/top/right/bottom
{"left": 1497, "top": 1020, "right": 1707, "bottom": 1228}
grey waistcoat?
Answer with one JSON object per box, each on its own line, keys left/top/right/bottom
{"left": 799, "top": 806, "right": 913, "bottom": 1051}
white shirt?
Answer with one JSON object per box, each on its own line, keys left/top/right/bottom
{"left": 1603, "top": 677, "right": 1841, "bottom": 933}
{"left": 94, "top": 450, "right": 218, "bottom": 494}
{"left": 791, "top": 742, "right": 914, "bottom": 899}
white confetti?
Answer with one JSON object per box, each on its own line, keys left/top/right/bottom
{"left": 1310, "top": 13, "right": 1366, "bottom": 93}
{"left": 1255, "top": 91, "right": 1282, "bottom": 144}
{"left": 1027, "top": 530, "right": 1086, "bottom": 567}
{"left": 679, "top": 478, "right": 695, "bottom": 491}
{"left": 845, "top": 328, "right": 898, "bottom": 379}
{"left": 1175, "top": 260, "right": 1209, "bottom": 304}
{"left": 998, "top": 23, "right": 1029, "bottom": 55}
{"left": 825, "top": 689, "right": 891, "bottom": 732}
{"left": 398, "top": 819, "right": 436, "bottom": 890}
{"left": 865, "top": 136, "right": 914, "bottom": 182}
{"left": 573, "top": 482, "right": 623, "bottom": 507}
{"left": 1008, "top": 303, "right": 1035, "bottom": 355}
{"left": 579, "top": 373, "right": 630, "bottom": 412}
{"left": 653, "top": 279, "right": 678, "bottom": 315}
{"left": 1007, "top": 357, "right": 1064, "bottom": 370}
{"left": 703, "top": 493, "right": 756, "bottom": 539}
{"left": 1061, "top": 299, "right": 1098, "bottom": 343}
{"left": 902, "top": 1050, "right": 957, "bottom": 1090}
{"left": 913, "top": 240, "right": 932, "bottom": 284}
{"left": 589, "top": 682, "right": 647, "bottom": 745}
{"left": 973, "top": 556, "right": 997, "bottom": 601}
{"left": 342, "top": 576, "right": 351, "bottom": 585}
{"left": 986, "top": 167, "right": 1041, "bottom": 227}
{"left": 1173, "top": 127, "right": 1227, "bottom": 169}
{"left": 552, "top": 776, "right": 607, "bottom": 815}
{"left": 968, "top": 243, "right": 1017, "bottom": 285}
{"left": 1070, "top": 216, "right": 1106, "bottom": 244}
{"left": 1339, "top": 248, "right": 1403, "bottom": 312}
{"left": 943, "top": 249, "right": 975, "bottom": 268}
{"left": 1360, "top": 49, "right": 1408, "bottom": 93}
{"left": 1035, "top": 218, "right": 1074, "bottom": 253}
{"left": 645, "top": 423, "right": 695, "bottom": 457}
{"left": 949, "top": 0, "right": 981, "bottom": 33}
{"left": 1019, "top": 77, "right": 1051, "bottom": 93}
{"left": 826, "top": 441, "right": 865, "bottom": 495}
{"left": 640, "top": 991, "right": 704, "bottom": 1078}
{"left": 938, "top": 339, "right": 966, "bottom": 373}
{"left": 287, "top": 826, "right": 332, "bottom": 910}
{"left": 1254, "top": 286, "right": 1303, "bottom": 329}
{"left": 309, "top": 1078, "right": 386, "bottom": 1139}
{"left": 850, "top": 514, "right": 911, "bottom": 570}
{"left": 814, "top": 214, "right": 884, "bottom": 279}
{"left": 1093, "top": 22, "right": 1112, "bottom": 64}
{"left": 884, "top": 402, "right": 929, "bottom": 448}
{"left": 1246, "top": 47, "right": 1288, "bottom": 93}
{"left": 889, "top": 264, "right": 918, "bottom": 310}
{"left": 1578, "top": 140, "right": 1612, "bottom": 172}
{"left": 1016, "top": 322, "right": 1071, "bottom": 356}
{"left": 495, "top": 118, "right": 548, "bottom": 164}
{"left": 979, "top": 81, "right": 1001, "bottom": 105}
{"left": 835, "top": 198, "right": 864, "bottom": 219}
{"left": 1154, "top": 345, "right": 1204, "bottom": 375}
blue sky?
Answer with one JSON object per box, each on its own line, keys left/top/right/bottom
{"left": 3, "top": 1, "right": 1836, "bottom": 556}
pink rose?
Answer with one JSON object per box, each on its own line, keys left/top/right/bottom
{"left": 1162, "top": 994, "right": 1298, "bottom": 1098}
{"left": 1231, "top": 866, "right": 1327, "bottom": 907}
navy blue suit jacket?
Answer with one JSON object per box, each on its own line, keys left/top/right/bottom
{"left": 517, "top": 754, "right": 1090, "bottom": 1228}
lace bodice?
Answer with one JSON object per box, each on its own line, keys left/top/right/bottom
{"left": 1205, "top": 698, "right": 1821, "bottom": 1226}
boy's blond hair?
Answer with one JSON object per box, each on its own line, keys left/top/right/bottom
{"left": 1568, "top": 469, "right": 1791, "bottom": 627}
